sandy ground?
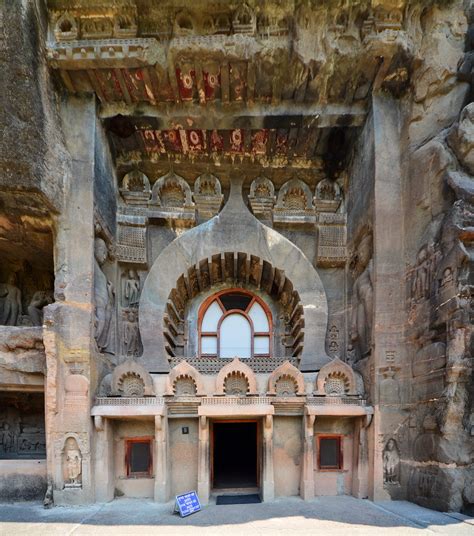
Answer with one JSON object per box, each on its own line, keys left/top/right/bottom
{"left": 0, "top": 495, "right": 473, "bottom": 536}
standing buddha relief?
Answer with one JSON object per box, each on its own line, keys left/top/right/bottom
{"left": 94, "top": 238, "right": 115, "bottom": 353}
{"left": 350, "top": 233, "right": 373, "bottom": 361}
{"left": 121, "top": 268, "right": 142, "bottom": 357}
{"left": 64, "top": 437, "right": 82, "bottom": 488}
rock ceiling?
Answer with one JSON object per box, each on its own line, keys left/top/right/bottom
{"left": 46, "top": 0, "right": 427, "bottom": 169}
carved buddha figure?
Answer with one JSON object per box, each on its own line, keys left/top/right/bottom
{"left": 123, "top": 310, "right": 140, "bottom": 357}
{"left": 64, "top": 437, "right": 82, "bottom": 486}
{"left": 0, "top": 423, "right": 14, "bottom": 453}
{"left": 124, "top": 269, "right": 140, "bottom": 308}
{"left": 94, "top": 238, "right": 114, "bottom": 353}
{"left": 350, "top": 235, "right": 373, "bottom": 360}
{"left": 383, "top": 439, "right": 400, "bottom": 484}
{"left": 0, "top": 273, "right": 22, "bottom": 326}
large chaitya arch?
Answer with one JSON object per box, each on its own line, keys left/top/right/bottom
{"left": 139, "top": 177, "right": 331, "bottom": 372}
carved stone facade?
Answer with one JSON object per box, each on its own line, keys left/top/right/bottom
{"left": 1, "top": 0, "right": 472, "bottom": 516}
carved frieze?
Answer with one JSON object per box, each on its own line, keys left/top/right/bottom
{"left": 0, "top": 393, "right": 46, "bottom": 460}
{"left": 52, "top": 7, "right": 137, "bottom": 42}
{"left": 116, "top": 222, "right": 147, "bottom": 266}
{"left": 316, "top": 213, "right": 347, "bottom": 267}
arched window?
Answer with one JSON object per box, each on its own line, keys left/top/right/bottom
{"left": 199, "top": 289, "right": 272, "bottom": 358}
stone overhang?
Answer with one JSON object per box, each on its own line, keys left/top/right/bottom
{"left": 0, "top": 327, "right": 46, "bottom": 391}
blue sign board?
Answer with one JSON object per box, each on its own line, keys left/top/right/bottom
{"left": 174, "top": 491, "right": 201, "bottom": 517}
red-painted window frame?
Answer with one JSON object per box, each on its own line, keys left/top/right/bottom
{"left": 198, "top": 288, "right": 273, "bottom": 358}
{"left": 125, "top": 437, "right": 153, "bottom": 478}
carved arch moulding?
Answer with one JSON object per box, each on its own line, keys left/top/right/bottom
{"left": 150, "top": 170, "right": 194, "bottom": 210}
{"left": 315, "top": 358, "right": 358, "bottom": 396}
{"left": 214, "top": 358, "right": 258, "bottom": 396}
{"left": 139, "top": 177, "right": 330, "bottom": 372}
{"left": 165, "top": 360, "right": 205, "bottom": 396}
{"left": 267, "top": 360, "right": 305, "bottom": 396}
{"left": 111, "top": 360, "right": 154, "bottom": 397}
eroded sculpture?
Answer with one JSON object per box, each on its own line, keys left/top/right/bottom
{"left": 383, "top": 439, "right": 400, "bottom": 485}
{"left": 94, "top": 238, "right": 114, "bottom": 353}
{"left": 350, "top": 234, "right": 374, "bottom": 360}
{"left": 0, "top": 274, "right": 22, "bottom": 326}
{"left": 64, "top": 437, "right": 82, "bottom": 488}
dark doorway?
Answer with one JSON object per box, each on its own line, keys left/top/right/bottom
{"left": 212, "top": 421, "right": 258, "bottom": 489}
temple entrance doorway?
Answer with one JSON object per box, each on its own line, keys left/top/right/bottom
{"left": 212, "top": 421, "right": 258, "bottom": 490}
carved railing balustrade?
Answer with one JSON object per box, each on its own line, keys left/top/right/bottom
{"left": 95, "top": 396, "right": 165, "bottom": 406}
{"left": 306, "top": 396, "right": 367, "bottom": 406}
{"left": 201, "top": 396, "right": 272, "bottom": 405}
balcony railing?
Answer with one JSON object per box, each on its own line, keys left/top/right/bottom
{"left": 95, "top": 396, "right": 164, "bottom": 406}
{"left": 306, "top": 396, "right": 367, "bottom": 406}
{"left": 201, "top": 396, "right": 272, "bottom": 405}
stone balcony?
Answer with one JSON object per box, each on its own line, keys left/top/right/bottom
{"left": 305, "top": 396, "right": 373, "bottom": 417}
{"left": 90, "top": 394, "right": 373, "bottom": 420}
{"left": 91, "top": 396, "right": 166, "bottom": 418}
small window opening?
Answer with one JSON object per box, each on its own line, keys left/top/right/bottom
{"left": 126, "top": 438, "right": 152, "bottom": 477}
{"left": 318, "top": 436, "right": 343, "bottom": 470}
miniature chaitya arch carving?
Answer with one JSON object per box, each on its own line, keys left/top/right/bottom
{"left": 165, "top": 360, "right": 205, "bottom": 396}
{"left": 111, "top": 360, "right": 154, "bottom": 397}
{"left": 215, "top": 358, "right": 257, "bottom": 396}
{"left": 315, "top": 358, "right": 357, "bottom": 396}
{"left": 267, "top": 360, "right": 305, "bottom": 396}
{"left": 151, "top": 170, "right": 194, "bottom": 209}
{"left": 275, "top": 178, "right": 314, "bottom": 212}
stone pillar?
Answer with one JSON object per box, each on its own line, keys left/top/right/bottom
{"left": 154, "top": 414, "right": 170, "bottom": 502}
{"left": 262, "top": 414, "right": 275, "bottom": 502}
{"left": 300, "top": 413, "right": 316, "bottom": 500}
{"left": 371, "top": 92, "right": 406, "bottom": 501}
{"left": 43, "top": 96, "right": 97, "bottom": 505}
{"left": 352, "top": 415, "right": 371, "bottom": 499}
{"left": 94, "top": 416, "right": 114, "bottom": 502}
{"left": 197, "top": 416, "right": 210, "bottom": 505}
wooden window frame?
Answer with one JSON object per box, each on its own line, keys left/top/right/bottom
{"left": 198, "top": 288, "right": 272, "bottom": 358}
{"left": 317, "top": 434, "right": 343, "bottom": 471}
{"left": 125, "top": 437, "right": 153, "bottom": 478}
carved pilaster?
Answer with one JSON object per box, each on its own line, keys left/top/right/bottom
{"left": 262, "top": 414, "right": 275, "bottom": 502}
{"left": 197, "top": 416, "right": 210, "bottom": 505}
{"left": 352, "top": 415, "right": 371, "bottom": 499}
{"left": 300, "top": 413, "right": 315, "bottom": 500}
{"left": 154, "top": 415, "right": 170, "bottom": 502}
